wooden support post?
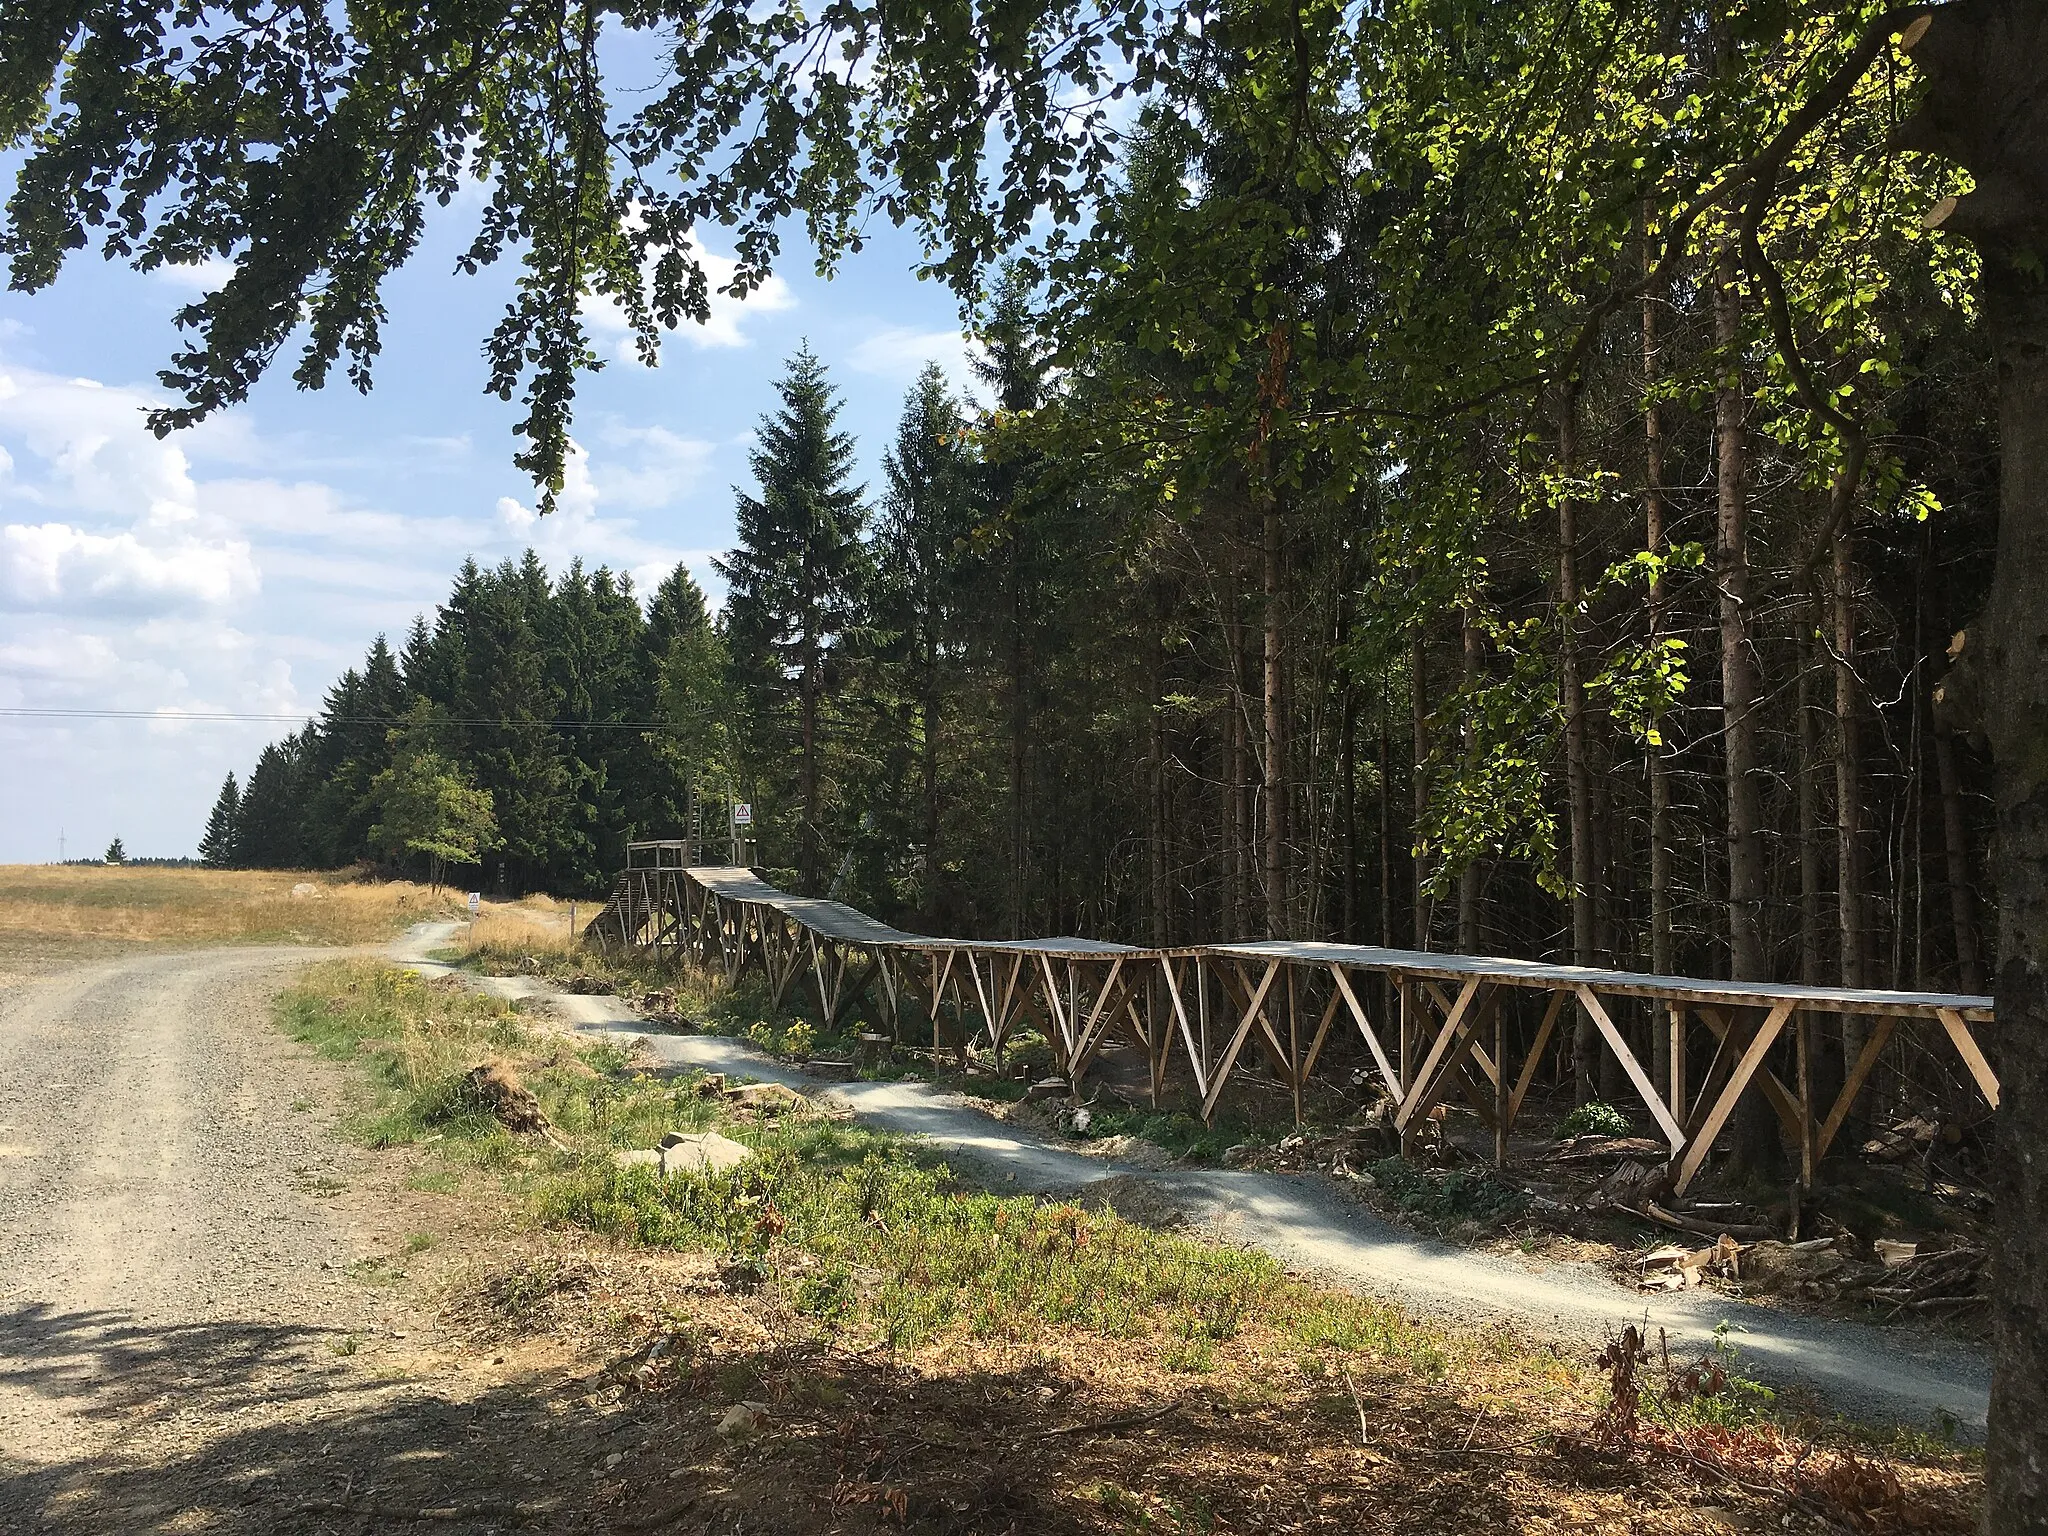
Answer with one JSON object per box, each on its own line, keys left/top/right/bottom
{"left": 1668, "top": 1004, "right": 1686, "bottom": 1121}
{"left": 1796, "top": 1005, "right": 1816, "bottom": 1188}
{"left": 1330, "top": 964, "right": 1401, "bottom": 1098}
{"left": 1395, "top": 978, "right": 1486, "bottom": 1134}
{"left": 1288, "top": 965, "right": 1304, "bottom": 1125}
{"left": 1199, "top": 960, "right": 1281, "bottom": 1123}
{"left": 1936, "top": 1007, "right": 2001, "bottom": 1109}
{"left": 1816, "top": 1016, "right": 1897, "bottom": 1161}
{"left": 1508, "top": 990, "right": 1567, "bottom": 1127}
{"left": 1574, "top": 986, "right": 1686, "bottom": 1151}
{"left": 1161, "top": 956, "right": 1208, "bottom": 1101}
{"left": 1692, "top": 1005, "right": 1807, "bottom": 1147}
{"left": 1672, "top": 1000, "right": 1797, "bottom": 1193}
{"left": 1494, "top": 1003, "right": 1509, "bottom": 1167}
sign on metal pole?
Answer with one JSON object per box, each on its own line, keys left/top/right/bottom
{"left": 732, "top": 802, "right": 753, "bottom": 826}
{"left": 467, "top": 892, "right": 481, "bottom": 919}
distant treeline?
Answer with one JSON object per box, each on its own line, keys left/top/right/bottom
{"left": 199, "top": 552, "right": 719, "bottom": 896}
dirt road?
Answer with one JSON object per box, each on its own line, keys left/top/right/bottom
{"left": 0, "top": 946, "right": 616, "bottom": 1535}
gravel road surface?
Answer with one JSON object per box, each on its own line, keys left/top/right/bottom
{"left": 0, "top": 945, "right": 614, "bottom": 1534}
{"left": 396, "top": 921, "right": 1993, "bottom": 1436}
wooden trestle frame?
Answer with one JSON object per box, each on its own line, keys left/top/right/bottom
{"left": 586, "top": 846, "right": 1999, "bottom": 1193}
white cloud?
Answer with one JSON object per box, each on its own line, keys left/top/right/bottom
{"left": 151, "top": 256, "right": 238, "bottom": 292}
{"left": 0, "top": 630, "right": 120, "bottom": 683}
{"left": 592, "top": 424, "right": 713, "bottom": 511}
{"left": 583, "top": 231, "right": 795, "bottom": 361}
{"left": 847, "top": 326, "right": 975, "bottom": 385}
{"left": 0, "top": 522, "right": 257, "bottom": 612}
{"left": 0, "top": 366, "right": 198, "bottom": 524}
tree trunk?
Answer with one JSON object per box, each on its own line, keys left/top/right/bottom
{"left": 1906, "top": 16, "right": 2048, "bottom": 1513}
{"left": 801, "top": 647, "right": 820, "bottom": 894}
{"left": 1645, "top": 234, "right": 1675, "bottom": 1098}
{"left": 1458, "top": 607, "right": 1481, "bottom": 954}
{"left": 1412, "top": 635, "right": 1429, "bottom": 950}
{"left": 1798, "top": 622, "right": 1825, "bottom": 987}
{"left": 1935, "top": 725, "right": 1985, "bottom": 994}
{"left": 1008, "top": 542, "right": 1029, "bottom": 935}
{"left": 1263, "top": 493, "right": 1288, "bottom": 938}
{"left": 1713, "top": 247, "right": 1777, "bottom": 1175}
{"left": 1225, "top": 576, "right": 1251, "bottom": 939}
{"left": 1834, "top": 526, "right": 1868, "bottom": 985}
{"left": 1559, "top": 380, "right": 1598, "bottom": 1102}
{"left": 923, "top": 663, "right": 942, "bottom": 930}
{"left": 1150, "top": 588, "right": 1171, "bottom": 947}
{"left": 1379, "top": 691, "right": 1393, "bottom": 950}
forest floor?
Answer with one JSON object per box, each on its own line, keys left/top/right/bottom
{"left": 0, "top": 906, "right": 1990, "bottom": 1534}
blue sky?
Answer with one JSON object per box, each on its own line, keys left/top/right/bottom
{"left": 0, "top": 193, "right": 977, "bottom": 863}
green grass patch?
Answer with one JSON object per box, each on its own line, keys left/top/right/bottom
{"left": 531, "top": 1118, "right": 1430, "bottom": 1369}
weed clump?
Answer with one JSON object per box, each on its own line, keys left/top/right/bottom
{"left": 1368, "top": 1156, "right": 1528, "bottom": 1227}
{"left": 1556, "top": 1100, "right": 1634, "bottom": 1138}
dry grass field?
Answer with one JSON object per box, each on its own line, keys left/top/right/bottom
{"left": 0, "top": 865, "right": 464, "bottom": 976}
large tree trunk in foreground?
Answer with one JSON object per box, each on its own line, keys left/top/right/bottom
{"left": 1908, "top": 6, "right": 2048, "bottom": 1528}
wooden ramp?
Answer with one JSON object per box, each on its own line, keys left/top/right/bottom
{"left": 586, "top": 842, "right": 1996, "bottom": 1194}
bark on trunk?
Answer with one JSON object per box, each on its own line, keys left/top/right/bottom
{"left": 1559, "top": 381, "right": 1598, "bottom": 1102}
{"left": 1935, "top": 726, "right": 1985, "bottom": 994}
{"left": 923, "top": 673, "right": 941, "bottom": 929}
{"left": 1412, "top": 636, "right": 1429, "bottom": 950}
{"left": 1976, "top": 252, "right": 2048, "bottom": 1536}
{"left": 1458, "top": 607, "right": 1481, "bottom": 954}
{"left": 1008, "top": 546, "right": 1029, "bottom": 936}
{"left": 1834, "top": 524, "right": 1869, "bottom": 999}
{"left": 1263, "top": 493, "right": 1288, "bottom": 938}
{"left": 1798, "top": 623, "right": 1825, "bottom": 987}
{"left": 1903, "top": 10, "right": 2048, "bottom": 1524}
{"left": 1646, "top": 238, "right": 1675, "bottom": 1097}
{"left": 1714, "top": 248, "right": 1777, "bottom": 1174}
{"left": 801, "top": 649, "right": 819, "bottom": 894}
{"left": 1225, "top": 579, "right": 1251, "bottom": 938}
{"left": 1150, "top": 589, "right": 1171, "bottom": 947}
{"left": 1379, "top": 695, "right": 1394, "bottom": 950}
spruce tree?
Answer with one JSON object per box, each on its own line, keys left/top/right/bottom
{"left": 874, "top": 363, "right": 976, "bottom": 925}
{"left": 714, "top": 344, "right": 869, "bottom": 891}
{"left": 199, "top": 773, "right": 241, "bottom": 867}
{"left": 459, "top": 555, "right": 578, "bottom": 891}
{"left": 236, "top": 735, "right": 310, "bottom": 868}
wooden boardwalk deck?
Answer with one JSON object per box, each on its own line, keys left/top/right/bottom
{"left": 587, "top": 843, "right": 1997, "bottom": 1193}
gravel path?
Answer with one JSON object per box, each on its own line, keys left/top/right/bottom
{"left": 397, "top": 922, "right": 1994, "bottom": 1436}
{"left": 0, "top": 945, "right": 612, "bottom": 1534}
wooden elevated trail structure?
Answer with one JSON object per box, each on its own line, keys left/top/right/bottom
{"left": 587, "top": 841, "right": 1998, "bottom": 1194}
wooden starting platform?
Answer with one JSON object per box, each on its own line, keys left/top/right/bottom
{"left": 585, "top": 842, "right": 1997, "bottom": 1193}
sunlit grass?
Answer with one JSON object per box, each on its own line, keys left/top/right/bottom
{"left": 0, "top": 865, "right": 462, "bottom": 947}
